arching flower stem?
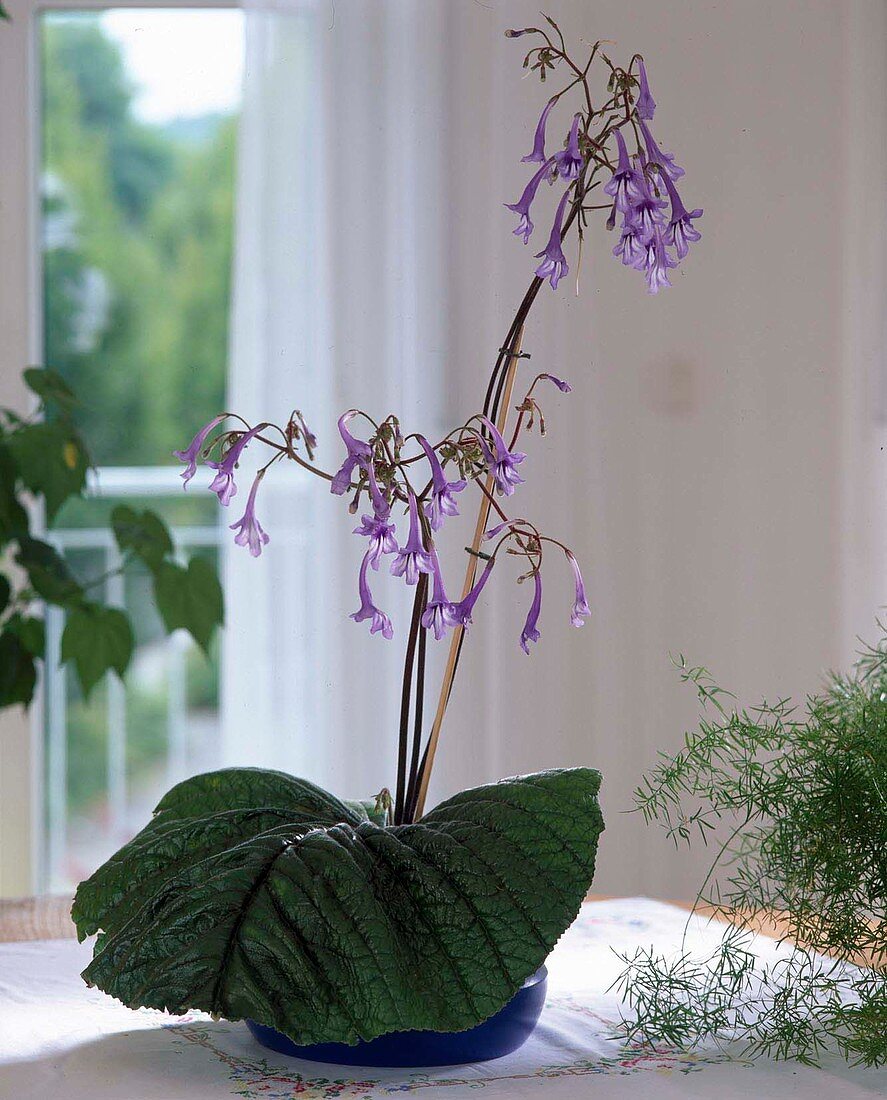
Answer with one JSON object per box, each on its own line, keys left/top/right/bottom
{"left": 174, "top": 28, "right": 684, "bottom": 827}
{"left": 414, "top": 132, "right": 595, "bottom": 815}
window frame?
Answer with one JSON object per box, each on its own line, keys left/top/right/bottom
{"left": 0, "top": 0, "right": 237, "bottom": 897}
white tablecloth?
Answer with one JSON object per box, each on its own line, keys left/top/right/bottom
{"left": 0, "top": 898, "right": 883, "bottom": 1099}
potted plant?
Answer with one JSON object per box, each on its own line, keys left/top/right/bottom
{"left": 73, "top": 20, "right": 701, "bottom": 1067}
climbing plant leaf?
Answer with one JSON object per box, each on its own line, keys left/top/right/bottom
{"left": 153, "top": 557, "right": 224, "bottom": 653}
{"left": 61, "top": 603, "right": 134, "bottom": 697}
{"left": 111, "top": 506, "right": 173, "bottom": 571}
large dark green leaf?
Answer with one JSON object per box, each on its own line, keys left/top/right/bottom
{"left": 79, "top": 767, "right": 603, "bottom": 1045}
{"left": 73, "top": 769, "right": 366, "bottom": 941}
{"left": 153, "top": 767, "right": 365, "bottom": 823}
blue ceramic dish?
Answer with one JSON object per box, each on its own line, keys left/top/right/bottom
{"left": 246, "top": 965, "right": 547, "bottom": 1067}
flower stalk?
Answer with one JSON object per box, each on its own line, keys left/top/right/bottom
{"left": 412, "top": 328, "right": 526, "bottom": 819}
{"left": 172, "top": 20, "right": 701, "bottom": 824}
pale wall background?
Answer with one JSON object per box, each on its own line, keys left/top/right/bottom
{"left": 432, "top": 0, "right": 887, "bottom": 900}
{"left": 1, "top": 0, "right": 885, "bottom": 900}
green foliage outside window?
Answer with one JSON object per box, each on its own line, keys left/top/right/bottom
{"left": 24, "top": 15, "right": 236, "bottom": 831}
{"left": 41, "top": 14, "right": 233, "bottom": 467}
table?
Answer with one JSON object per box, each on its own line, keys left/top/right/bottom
{"left": 0, "top": 898, "right": 883, "bottom": 1099}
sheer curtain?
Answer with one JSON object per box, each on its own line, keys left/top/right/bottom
{"left": 222, "top": 0, "right": 451, "bottom": 800}
{"left": 223, "top": 0, "right": 887, "bottom": 898}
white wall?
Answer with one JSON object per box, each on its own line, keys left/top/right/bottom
{"left": 431, "top": 0, "right": 887, "bottom": 899}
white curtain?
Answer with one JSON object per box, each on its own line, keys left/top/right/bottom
{"left": 223, "top": 0, "right": 451, "bottom": 800}
{"left": 224, "top": 0, "right": 887, "bottom": 899}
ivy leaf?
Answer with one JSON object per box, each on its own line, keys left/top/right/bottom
{"left": 153, "top": 557, "right": 223, "bottom": 653}
{"left": 78, "top": 767, "right": 604, "bottom": 1046}
{"left": 0, "top": 407, "right": 26, "bottom": 429}
{"left": 0, "top": 443, "right": 29, "bottom": 547}
{"left": 61, "top": 603, "right": 134, "bottom": 697}
{"left": 7, "top": 421, "right": 89, "bottom": 521}
{"left": 23, "top": 367, "right": 79, "bottom": 413}
{"left": 15, "top": 537, "right": 82, "bottom": 606}
{"left": 111, "top": 506, "right": 173, "bottom": 571}
{"left": 5, "top": 613, "right": 46, "bottom": 658}
{"left": 0, "top": 631, "right": 37, "bottom": 709}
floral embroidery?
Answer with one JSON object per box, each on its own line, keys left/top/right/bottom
{"left": 166, "top": 1018, "right": 739, "bottom": 1099}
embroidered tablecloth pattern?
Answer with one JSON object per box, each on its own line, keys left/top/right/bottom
{"left": 1, "top": 898, "right": 883, "bottom": 1098}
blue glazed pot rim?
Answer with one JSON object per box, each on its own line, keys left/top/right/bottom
{"left": 516, "top": 964, "right": 547, "bottom": 990}
{"left": 246, "top": 963, "right": 550, "bottom": 1068}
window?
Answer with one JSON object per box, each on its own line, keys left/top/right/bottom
{"left": 38, "top": 8, "right": 243, "bottom": 890}
{"left": 1, "top": 0, "right": 433, "bottom": 899}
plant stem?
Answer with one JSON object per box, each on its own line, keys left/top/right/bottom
{"left": 394, "top": 572, "right": 428, "bottom": 824}
{"left": 411, "top": 327, "right": 526, "bottom": 821}
{"left": 404, "top": 127, "right": 594, "bottom": 821}
{"left": 404, "top": 609, "right": 428, "bottom": 821}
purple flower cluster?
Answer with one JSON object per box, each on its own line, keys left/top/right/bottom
{"left": 230, "top": 472, "right": 270, "bottom": 558}
{"left": 175, "top": 402, "right": 591, "bottom": 653}
{"left": 353, "top": 465, "right": 397, "bottom": 568}
{"left": 331, "top": 411, "right": 373, "bottom": 495}
{"left": 173, "top": 331, "right": 590, "bottom": 655}
{"left": 505, "top": 96, "right": 584, "bottom": 290}
{"left": 174, "top": 418, "right": 275, "bottom": 558}
{"left": 173, "top": 414, "right": 226, "bottom": 487}
{"left": 330, "top": 405, "right": 588, "bottom": 651}
{"left": 351, "top": 551, "right": 394, "bottom": 640}
{"left": 476, "top": 417, "right": 526, "bottom": 497}
{"left": 418, "top": 436, "right": 466, "bottom": 531}
{"left": 483, "top": 520, "right": 591, "bottom": 656}
{"left": 605, "top": 65, "right": 702, "bottom": 293}
{"left": 506, "top": 60, "right": 700, "bottom": 294}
